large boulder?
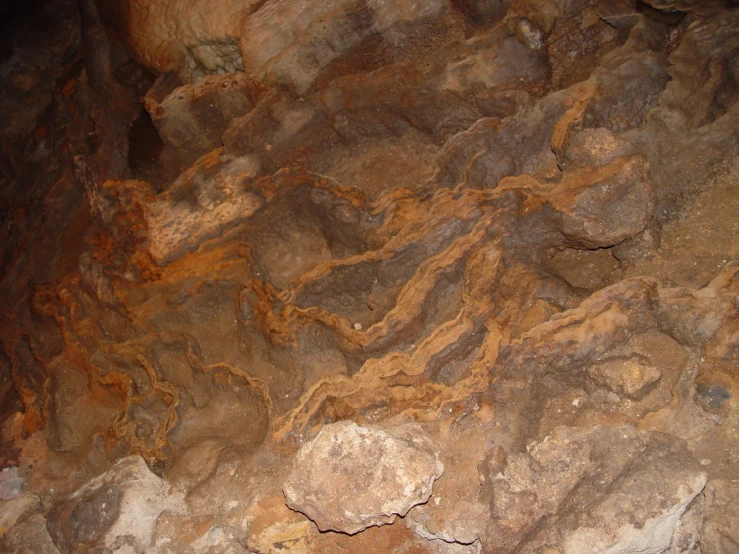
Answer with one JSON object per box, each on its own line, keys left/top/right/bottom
{"left": 46, "top": 456, "right": 187, "bottom": 554}
{"left": 283, "top": 421, "right": 444, "bottom": 534}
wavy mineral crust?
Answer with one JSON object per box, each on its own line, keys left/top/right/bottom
{"left": 0, "top": 0, "right": 738, "bottom": 553}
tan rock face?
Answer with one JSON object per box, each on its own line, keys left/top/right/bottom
{"left": 587, "top": 356, "right": 662, "bottom": 400}
{"left": 97, "top": 0, "right": 256, "bottom": 77}
{"left": 283, "top": 421, "right": 444, "bottom": 534}
{"left": 100, "top": 0, "right": 451, "bottom": 88}
{"left": 1, "top": 1, "right": 738, "bottom": 553}
{"left": 144, "top": 74, "right": 261, "bottom": 173}
{"left": 46, "top": 457, "right": 187, "bottom": 553}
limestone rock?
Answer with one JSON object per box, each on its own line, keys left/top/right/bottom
{"left": 102, "top": 0, "right": 449, "bottom": 88}
{"left": 560, "top": 471, "right": 707, "bottom": 554}
{"left": 699, "top": 480, "right": 739, "bottom": 554}
{"left": 282, "top": 421, "right": 444, "bottom": 534}
{"left": 550, "top": 155, "right": 654, "bottom": 249}
{"left": 2, "top": 512, "right": 61, "bottom": 554}
{"left": 144, "top": 74, "right": 259, "bottom": 170}
{"left": 0, "top": 492, "right": 38, "bottom": 533}
{"left": 46, "top": 456, "right": 187, "bottom": 554}
{"left": 558, "top": 128, "right": 638, "bottom": 170}
{"left": 141, "top": 151, "right": 263, "bottom": 263}
{"left": 0, "top": 493, "right": 59, "bottom": 553}
{"left": 239, "top": 0, "right": 448, "bottom": 91}
{"left": 487, "top": 426, "right": 707, "bottom": 553}
{"left": 242, "top": 494, "right": 314, "bottom": 553}
{"left": 2, "top": 0, "right": 739, "bottom": 553}
{"left": 587, "top": 356, "right": 662, "bottom": 400}
{"left": 0, "top": 466, "right": 24, "bottom": 499}
{"left": 96, "top": 0, "right": 256, "bottom": 79}
{"left": 409, "top": 498, "right": 490, "bottom": 546}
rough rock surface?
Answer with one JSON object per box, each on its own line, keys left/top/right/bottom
{"left": 488, "top": 426, "right": 707, "bottom": 553}
{"left": 46, "top": 456, "right": 186, "bottom": 553}
{"left": 283, "top": 421, "right": 444, "bottom": 534}
{"left": 0, "top": 0, "right": 738, "bottom": 553}
{"left": 144, "top": 73, "right": 262, "bottom": 175}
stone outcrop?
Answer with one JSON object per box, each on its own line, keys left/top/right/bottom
{"left": 46, "top": 456, "right": 187, "bottom": 553}
{"left": 283, "top": 421, "right": 444, "bottom": 534}
{"left": 0, "top": 0, "right": 738, "bottom": 553}
{"left": 487, "top": 426, "right": 706, "bottom": 553}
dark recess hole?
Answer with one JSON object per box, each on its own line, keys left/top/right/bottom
{"left": 128, "top": 108, "right": 164, "bottom": 186}
{"left": 697, "top": 383, "right": 731, "bottom": 410}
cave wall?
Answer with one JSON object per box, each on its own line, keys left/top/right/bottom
{"left": 0, "top": 0, "right": 738, "bottom": 552}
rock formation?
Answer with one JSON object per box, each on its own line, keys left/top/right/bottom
{"left": 0, "top": 0, "right": 737, "bottom": 552}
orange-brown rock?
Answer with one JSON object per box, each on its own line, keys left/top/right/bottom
{"left": 0, "top": 1, "right": 737, "bottom": 553}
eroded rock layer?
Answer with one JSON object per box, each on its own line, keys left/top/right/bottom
{"left": 0, "top": 0, "right": 738, "bottom": 553}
